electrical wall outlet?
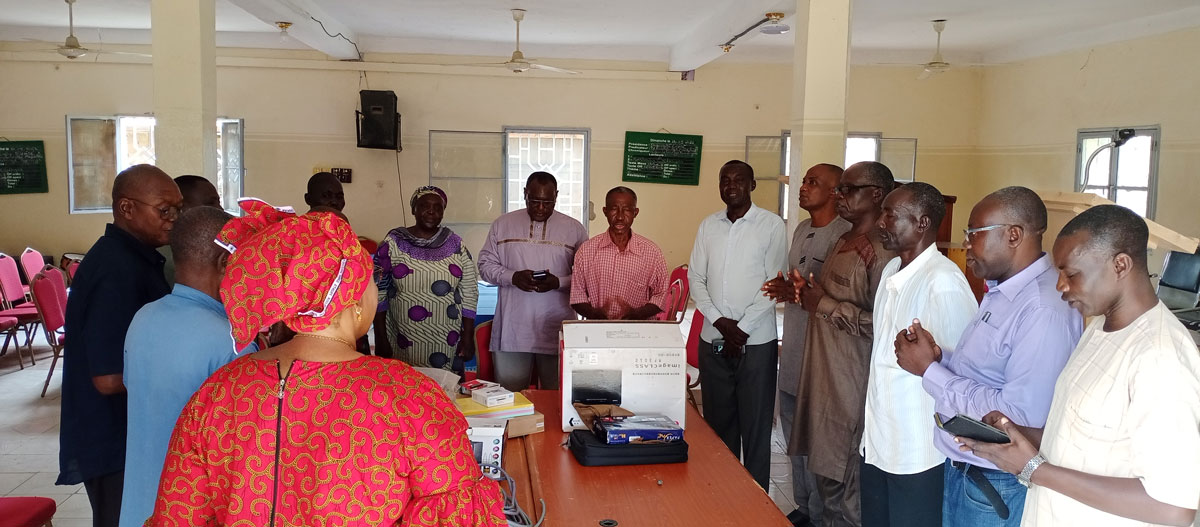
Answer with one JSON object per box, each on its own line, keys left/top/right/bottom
{"left": 331, "top": 167, "right": 353, "bottom": 183}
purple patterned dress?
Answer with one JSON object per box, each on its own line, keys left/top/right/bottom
{"left": 373, "top": 227, "right": 479, "bottom": 369}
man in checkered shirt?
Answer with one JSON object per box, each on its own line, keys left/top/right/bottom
{"left": 570, "top": 186, "right": 669, "bottom": 320}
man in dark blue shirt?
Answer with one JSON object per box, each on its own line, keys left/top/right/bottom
{"left": 58, "top": 164, "right": 181, "bottom": 527}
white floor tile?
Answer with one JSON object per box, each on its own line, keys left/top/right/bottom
{"left": 0, "top": 472, "right": 34, "bottom": 494}
{"left": 55, "top": 493, "right": 95, "bottom": 519}
{"left": 11, "top": 471, "right": 79, "bottom": 496}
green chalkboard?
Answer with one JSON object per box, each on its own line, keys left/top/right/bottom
{"left": 0, "top": 140, "right": 49, "bottom": 195}
{"left": 622, "top": 131, "right": 703, "bottom": 186}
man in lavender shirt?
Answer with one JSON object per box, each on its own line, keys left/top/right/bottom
{"left": 478, "top": 171, "right": 588, "bottom": 391}
{"left": 895, "top": 186, "right": 1082, "bottom": 526}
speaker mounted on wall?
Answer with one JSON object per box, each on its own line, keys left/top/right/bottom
{"left": 356, "top": 90, "right": 402, "bottom": 151}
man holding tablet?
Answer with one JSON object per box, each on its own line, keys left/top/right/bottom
{"left": 894, "top": 187, "right": 1081, "bottom": 525}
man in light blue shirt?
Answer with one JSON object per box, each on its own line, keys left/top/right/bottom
{"left": 689, "top": 159, "right": 788, "bottom": 490}
{"left": 895, "top": 187, "right": 1082, "bottom": 526}
{"left": 120, "top": 206, "right": 253, "bottom": 527}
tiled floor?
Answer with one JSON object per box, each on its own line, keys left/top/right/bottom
{"left": 0, "top": 330, "right": 93, "bottom": 527}
{"left": 0, "top": 321, "right": 798, "bottom": 525}
{"left": 12, "top": 318, "right": 1189, "bottom": 526}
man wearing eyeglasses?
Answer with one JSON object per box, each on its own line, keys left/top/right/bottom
{"left": 892, "top": 186, "right": 1082, "bottom": 526}
{"left": 479, "top": 171, "right": 588, "bottom": 391}
{"left": 58, "top": 164, "right": 182, "bottom": 527}
{"left": 765, "top": 161, "right": 895, "bottom": 527}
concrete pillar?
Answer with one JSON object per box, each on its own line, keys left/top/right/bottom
{"left": 151, "top": 0, "right": 217, "bottom": 180}
{"left": 786, "top": 0, "right": 853, "bottom": 234}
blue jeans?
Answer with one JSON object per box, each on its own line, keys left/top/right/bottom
{"left": 943, "top": 459, "right": 1026, "bottom": 527}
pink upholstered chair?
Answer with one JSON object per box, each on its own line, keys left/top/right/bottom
{"left": 0, "top": 253, "right": 40, "bottom": 352}
{"left": 30, "top": 270, "right": 67, "bottom": 397}
{"left": 19, "top": 248, "right": 44, "bottom": 296}
{"left": 0, "top": 496, "right": 56, "bottom": 527}
{"left": 661, "top": 264, "right": 690, "bottom": 323}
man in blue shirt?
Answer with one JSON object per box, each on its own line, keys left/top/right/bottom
{"left": 895, "top": 186, "right": 1082, "bottom": 526}
{"left": 120, "top": 206, "right": 252, "bottom": 526}
{"left": 59, "top": 164, "right": 181, "bottom": 527}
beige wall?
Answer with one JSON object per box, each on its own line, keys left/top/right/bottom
{"left": 2, "top": 26, "right": 1197, "bottom": 271}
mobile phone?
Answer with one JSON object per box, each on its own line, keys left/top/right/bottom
{"left": 532, "top": 269, "right": 550, "bottom": 280}
{"left": 712, "top": 339, "right": 725, "bottom": 355}
{"left": 934, "top": 413, "right": 1010, "bottom": 444}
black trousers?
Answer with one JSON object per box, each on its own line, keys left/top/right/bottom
{"left": 860, "top": 461, "right": 942, "bottom": 527}
{"left": 698, "top": 339, "right": 777, "bottom": 490}
{"left": 83, "top": 470, "right": 124, "bottom": 527}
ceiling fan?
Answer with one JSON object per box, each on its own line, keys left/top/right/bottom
{"left": 917, "top": 19, "right": 951, "bottom": 80}
{"left": 13, "top": 0, "right": 149, "bottom": 60}
{"left": 456, "top": 9, "right": 580, "bottom": 75}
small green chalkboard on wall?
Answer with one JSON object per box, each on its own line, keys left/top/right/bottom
{"left": 622, "top": 131, "right": 703, "bottom": 186}
{"left": 0, "top": 140, "right": 49, "bottom": 195}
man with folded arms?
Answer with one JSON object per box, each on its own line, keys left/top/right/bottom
{"left": 895, "top": 186, "right": 1082, "bottom": 526}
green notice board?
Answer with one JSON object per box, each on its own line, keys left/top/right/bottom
{"left": 0, "top": 140, "right": 49, "bottom": 195}
{"left": 622, "top": 131, "right": 703, "bottom": 186}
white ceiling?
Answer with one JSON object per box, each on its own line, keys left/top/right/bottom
{"left": 0, "top": 0, "right": 1198, "bottom": 67}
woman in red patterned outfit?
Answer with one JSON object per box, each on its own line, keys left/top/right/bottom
{"left": 146, "top": 199, "right": 506, "bottom": 527}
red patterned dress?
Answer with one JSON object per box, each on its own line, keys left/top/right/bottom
{"left": 146, "top": 355, "right": 507, "bottom": 527}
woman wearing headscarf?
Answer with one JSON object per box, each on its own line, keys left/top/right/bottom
{"left": 146, "top": 199, "right": 506, "bottom": 526}
{"left": 373, "top": 186, "right": 479, "bottom": 371}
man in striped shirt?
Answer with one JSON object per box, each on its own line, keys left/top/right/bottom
{"left": 570, "top": 186, "right": 670, "bottom": 320}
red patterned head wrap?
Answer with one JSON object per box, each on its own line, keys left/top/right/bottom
{"left": 217, "top": 198, "right": 372, "bottom": 350}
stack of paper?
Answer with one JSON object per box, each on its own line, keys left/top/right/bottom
{"left": 455, "top": 392, "right": 535, "bottom": 419}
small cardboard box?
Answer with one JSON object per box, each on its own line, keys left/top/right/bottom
{"left": 507, "top": 411, "right": 545, "bottom": 438}
{"left": 472, "top": 386, "right": 514, "bottom": 407}
{"left": 592, "top": 414, "right": 683, "bottom": 445}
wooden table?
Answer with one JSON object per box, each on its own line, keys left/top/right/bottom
{"left": 501, "top": 390, "right": 790, "bottom": 527}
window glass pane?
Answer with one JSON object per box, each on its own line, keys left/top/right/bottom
{"left": 431, "top": 178, "right": 503, "bottom": 223}
{"left": 430, "top": 131, "right": 504, "bottom": 180}
{"left": 1116, "top": 135, "right": 1151, "bottom": 187}
{"left": 1079, "top": 136, "right": 1112, "bottom": 187}
{"left": 879, "top": 138, "right": 917, "bottom": 183}
{"left": 845, "top": 136, "right": 878, "bottom": 166}
{"left": 117, "top": 116, "right": 156, "bottom": 171}
{"left": 745, "top": 136, "right": 782, "bottom": 215}
{"left": 217, "top": 119, "right": 244, "bottom": 213}
{"left": 782, "top": 135, "right": 791, "bottom": 220}
{"left": 1083, "top": 187, "right": 1109, "bottom": 200}
{"left": 1115, "top": 189, "right": 1148, "bottom": 217}
{"left": 505, "top": 131, "right": 588, "bottom": 225}
{"left": 69, "top": 118, "right": 118, "bottom": 211}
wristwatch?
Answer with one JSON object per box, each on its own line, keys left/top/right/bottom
{"left": 1017, "top": 452, "right": 1047, "bottom": 487}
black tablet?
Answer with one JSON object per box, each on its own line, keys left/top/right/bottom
{"left": 934, "top": 413, "right": 1010, "bottom": 444}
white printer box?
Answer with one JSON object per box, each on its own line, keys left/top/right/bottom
{"left": 560, "top": 320, "right": 688, "bottom": 432}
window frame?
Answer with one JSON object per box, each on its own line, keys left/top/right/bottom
{"left": 1074, "top": 125, "right": 1160, "bottom": 219}
{"left": 66, "top": 114, "right": 245, "bottom": 215}
{"left": 427, "top": 129, "right": 506, "bottom": 225}
{"left": 846, "top": 131, "right": 883, "bottom": 166}
{"left": 502, "top": 126, "right": 592, "bottom": 225}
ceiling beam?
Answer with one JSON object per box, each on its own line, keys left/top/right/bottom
{"left": 668, "top": 0, "right": 791, "bottom": 71}
{"left": 226, "top": 0, "right": 360, "bottom": 60}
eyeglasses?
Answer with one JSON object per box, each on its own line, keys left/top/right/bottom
{"left": 963, "top": 224, "right": 1013, "bottom": 242}
{"left": 835, "top": 184, "right": 884, "bottom": 195}
{"left": 526, "top": 198, "right": 556, "bottom": 208}
{"left": 127, "top": 197, "right": 181, "bottom": 220}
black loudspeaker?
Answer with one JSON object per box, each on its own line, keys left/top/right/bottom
{"left": 356, "top": 90, "right": 401, "bottom": 151}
